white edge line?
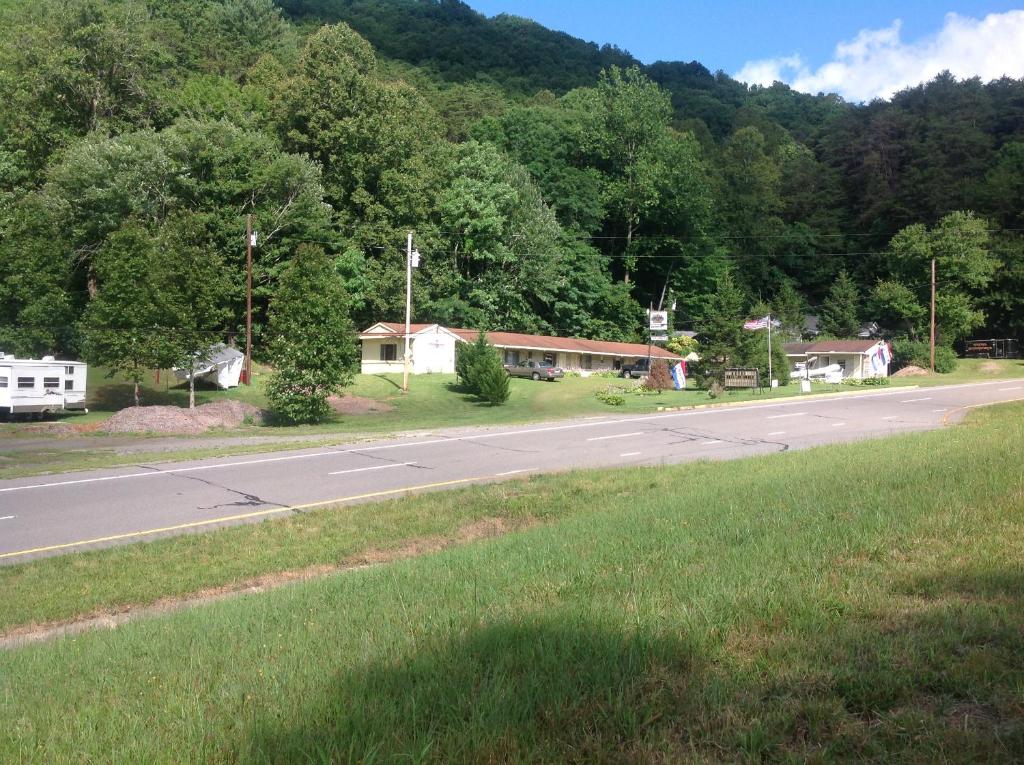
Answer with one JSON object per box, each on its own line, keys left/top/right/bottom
{"left": 765, "top": 412, "right": 807, "bottom": 420}
{"left": 998, "top": 386, "right": 1024, "bottom": 391}
{"left": 700, "top": 440, "right": 725, "bottom": 445}
{"left": 495, "top": 468, "right": 536, "bottom": 476}
{"left": 767, "top": 431, "right": 786, "bottom": 436}
{"left": 831, "top": 423, "right": 846, "bottom": 427}
{"left": 0, "top": 515, "right": 14, "bottom": 521}
{"left": 900, "top": 397, "right": 932, "bottom": 402}
{"left": 586, "top": 431, "right": 644, "bottom": 442}
{"left": 882, "top": 416, "right": 900, "bottom": 420}
{"left": 328, "top": 462, "right": 416, "bottom": 476}
{"left": 619, "top": 452, "right": 642, "bottom": 457}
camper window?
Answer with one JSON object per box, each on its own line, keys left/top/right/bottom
{"left": 43, "top": 377, "right": 60, "bottom": 389}
{"left": 65, "top": 366, "right": 75, "bottom": 375}
{"left": 0, "top": 376, "right": 7, "bottom": 388}
{"left": 17, "top": 377, "right": 34, "bottom": 389}
{"left": 65, "top": 379, "right": 73, "bottom": 391}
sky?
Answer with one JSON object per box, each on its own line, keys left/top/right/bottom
{"left": 465, "top": 1, "right": 1024, "bottom": 101}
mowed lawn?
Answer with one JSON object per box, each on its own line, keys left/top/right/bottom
{"left": 1, "top": 403, "right": 1022, "bottom": 762}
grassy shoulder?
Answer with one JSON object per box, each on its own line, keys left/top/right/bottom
{"left": 1, "top": 403, "right": 1022, "bottom": 760}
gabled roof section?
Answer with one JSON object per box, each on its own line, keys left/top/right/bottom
{"left": 360, "top": 323, "right": 469, "bottom": 342}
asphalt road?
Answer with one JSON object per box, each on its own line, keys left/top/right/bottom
{"left": 2, "top": 380, "right": 1022, "bottom": 563}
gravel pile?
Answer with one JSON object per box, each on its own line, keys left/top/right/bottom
{"left": 892, "top": 365, "right": 930, "bottom": 377}
{"left": 100, "top": 401, "right": 262, "bottom": 434}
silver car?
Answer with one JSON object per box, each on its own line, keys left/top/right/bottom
{"left": 504, "top": 360, "right": 565, "bottom": 381}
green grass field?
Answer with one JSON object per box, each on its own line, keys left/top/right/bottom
{"left": 1, "top": 403, "right": 1022, "bottom": 762}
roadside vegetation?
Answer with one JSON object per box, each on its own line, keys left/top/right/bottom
{"left": 1, "top": 402, "right": 1022, "bottom": 761}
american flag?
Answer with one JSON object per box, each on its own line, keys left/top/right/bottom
{"left": 743, "top": 315, "right": 770, "bottom": 330}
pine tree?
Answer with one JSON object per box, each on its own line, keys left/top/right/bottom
{"left": 820, "top": 270, "right": 861, "bottom": 338}
{"left": 696, "top": 268, "right": 750, "bottom": 375}
{"left": 475, "top": 356, "right": 510, "bottom": 405}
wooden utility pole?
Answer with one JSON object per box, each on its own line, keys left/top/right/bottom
{"left": 930, "top": 257, "right": 936, "bottom": 373}
{"left": 402, "top": 232, "right": 413, "bottom": 393}
{"left": 245, "top": 214, "right": 253, "bottom": 385}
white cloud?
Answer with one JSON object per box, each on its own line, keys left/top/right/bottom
{"left": 734, "top": 11, "right": 1024, "bottom": 102}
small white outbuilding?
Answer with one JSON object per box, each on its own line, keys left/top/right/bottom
{"left": 784, "top": 340, "right": 892, "bottom": 380}
{"left": 173, "top": 343, "right": 244, "bottom": 389}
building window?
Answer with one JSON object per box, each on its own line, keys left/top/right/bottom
{"left": 837, "top": 360, "right": 846, "bottom": 373}
{"left": 17, "top": 377, "right": 35, "bottom": 389}
{"left": 65, "top": 379, "right": 74, "bottom": 391}
{"left": 43, "top": 377, "right": 59, "bottom": 389}
{"left": 65, "top": 366, "right": 74, "bottom": 375}
{"left": 0, "top": 376, "right": 7, "bottom": 388}
{"left": 379, "top": 343, "right": 397, "bottom": 362}
{"left": 543, "top": 353, "right": 555, "bottom": 365}
{"left": 504, "top": 350, "right": 519, "bottom": 365}
{"left": 581, "top": 354, "right": 592, "bottom": 370}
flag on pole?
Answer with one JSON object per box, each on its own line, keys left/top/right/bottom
{"left": 671, "top": 361, "right": 686, "bottom": 390}
{"left": 743, "top": 316, "right": 770, "bottom": 330}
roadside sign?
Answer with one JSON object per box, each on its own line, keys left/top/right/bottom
{"left": 649, "top": 334, "right": 668, "bottom": 341}
{"left": 648, "top": 310, "right": 668, "bottom": 331}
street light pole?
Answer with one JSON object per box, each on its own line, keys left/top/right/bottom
{"left": 402, "top": 231, "right": 413, "bottom": 393}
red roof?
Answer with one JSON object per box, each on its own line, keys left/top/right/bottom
{"left": 362, "top": 323, "right": 682, "bottom": 360}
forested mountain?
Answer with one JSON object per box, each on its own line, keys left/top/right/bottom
{"left": 0, "top": 0, "right": 1021, "bottom": 365}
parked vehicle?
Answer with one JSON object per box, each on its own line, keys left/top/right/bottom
{"left": 504, "top": 360, "right": 564, "bottom": 381}
{"left": 620, "top": 358, "right": 652, "bottom": 378}
{"left": 0, "top": 353, "right": 88, "bottom": 418}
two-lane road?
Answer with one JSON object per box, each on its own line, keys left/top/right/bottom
{"left": 2, "top": 380, "right": 1022, "bottom": 562}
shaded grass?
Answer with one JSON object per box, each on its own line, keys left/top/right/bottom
{"left": 0, "top": 404, "right": 1022, "bottom": 761}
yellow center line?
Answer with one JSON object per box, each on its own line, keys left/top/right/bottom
{"left": 0, "top": 476, "right": 489, "bottom": 561}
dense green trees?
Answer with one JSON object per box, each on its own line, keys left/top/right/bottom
{"left": 265, "top": 246, "right": 356, "bottom": 423}
{"left": 1, "top": 0, "right": 1022, "bottom": 400}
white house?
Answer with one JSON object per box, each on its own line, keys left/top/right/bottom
{"left": 783, "top": 340, "right": 891, "bottom": 380}
{"left": 359, "top": 322, "right": 684, "bottom": 375}
{"left": 0, "top": 354, "right": 88, "bottom": 416}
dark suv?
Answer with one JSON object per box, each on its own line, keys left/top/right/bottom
{"left": 620, "top": 358, "right": 652, "bottom": 378}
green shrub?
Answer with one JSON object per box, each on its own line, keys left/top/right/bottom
{"left": 843, "top": 377, "right": 890, "bottom": 387}
{"left": 893, "top": 340, "right": 958, "bottom": 373}
{"left": 475, "top": 357, "right": 510, "bottom": 405}
{"left": 595, "top": 385, "right": 627, "bottom": 406}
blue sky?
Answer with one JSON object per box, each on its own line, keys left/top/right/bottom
{"left": 465, "top": 1, "right": 1024, "bottom": 101}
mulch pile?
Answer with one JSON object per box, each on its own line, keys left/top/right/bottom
{"left": 892, "top": 365, "right": 930, "bottom": 377}
{"left": 100, "top": 401, "right": 262, "bottom": 435}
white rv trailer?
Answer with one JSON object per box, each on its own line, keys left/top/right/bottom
{"left": 0, "top": 354, "right": 88, "bottom": 417}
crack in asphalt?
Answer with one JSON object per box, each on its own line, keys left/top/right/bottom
{"left": 661, "top": 426, "right": 790, "bottom": 453}
{"left": 134, "top": 464, "right": 289, "bottom": 512}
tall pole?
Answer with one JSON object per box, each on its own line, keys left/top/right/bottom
{"left": 767, "top": 313, "right": 773, "bottom": 387}
{"left": 402, "top": 232, "right": 413, "bottom": 393}
{"left": 245, "top": 214, "right": 253, "bottom": 386}
{"left": 930, "top": 257, "right": 936, "bottom": 373}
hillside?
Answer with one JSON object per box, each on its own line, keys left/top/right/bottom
{"left": 0, "top": 0, "right": 1021, "bottom": 370}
